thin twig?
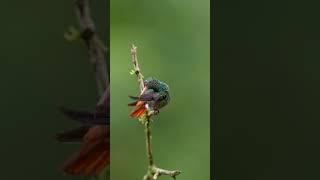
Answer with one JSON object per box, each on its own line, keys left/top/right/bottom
{"left": 130, "top": 44, "right": 144, "bottom": 92}
{"left": 130, "top": 44, "right": 181, "bottom": 180}
{"left": 75, "top": 0, "right": 108, "bottom": 96}
{"left": 145, "top": 121, "right": 154, "bottom": 166}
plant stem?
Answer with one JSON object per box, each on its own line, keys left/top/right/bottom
{"left": 145, "top": 120, "right": 154, "bottom": 166}
{"left": 75, "top": 0, "right": 108, "bottom": 96}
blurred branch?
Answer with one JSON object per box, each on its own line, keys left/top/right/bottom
{"left": 73, "top": 0, "right": 110, "bottom": 175}
{"left": 57, "top": 0, "right": 109, "bottom": 178}
{"left": 130, "top": 44, "right": 181, "bottom": 180}
{"left": 74, "top": 0, "right": 108, "bottom": 96}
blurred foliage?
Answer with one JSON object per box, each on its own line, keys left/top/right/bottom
{"left": 110, "top": 0, "right": 210, "bottom": 179}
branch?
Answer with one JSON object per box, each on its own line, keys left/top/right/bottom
{"left": 130, "top": 44, "right": 181, "bottom": 180}
{"left": 148, "top": 167, "right": 182, "bottom": 180}
{"left": 130, "top": 44, "right": 144, "bottom": 92}
{"left": 145, "top": 120, "right": 154, "bottom": 166}
{"left": 74, "top": 0, "right": 108, "bottom": 96}
{"left": 63, "top": 0, "right": 109, "bottom": 178}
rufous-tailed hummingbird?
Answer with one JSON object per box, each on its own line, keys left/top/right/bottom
{"left": 128, "top": 77, "right": 170, "bottom": 117}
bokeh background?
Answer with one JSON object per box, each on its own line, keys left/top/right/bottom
{"left": 110, "top": 0, "right": 210, "bottom": 179}
{"left": 0, "top": 0, "right": 107, "bottom": 180}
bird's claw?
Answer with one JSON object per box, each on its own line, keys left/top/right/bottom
{"left": 147, "top": 110, "right": 159, "bottom": 116}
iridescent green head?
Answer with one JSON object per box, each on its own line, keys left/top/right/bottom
{"left": 144, "top": 77, "right": 169, "bottom": 92}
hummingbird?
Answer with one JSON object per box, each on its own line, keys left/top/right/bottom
{"left": 56, "top": 88, "right": 109, "bottom": 176}
{"left": 128, "top": 77, "right": 170, "bottom": 118}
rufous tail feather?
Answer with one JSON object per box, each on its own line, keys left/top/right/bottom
{"left": 60, "top": 127, "right": 109, "bottom": 176}
{"left": 129, "top": 101, "right": 147, "bottom": 117}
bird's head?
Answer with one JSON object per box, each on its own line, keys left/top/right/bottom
{"left": 144, "top": 77, "right": 169, "bottom": 92}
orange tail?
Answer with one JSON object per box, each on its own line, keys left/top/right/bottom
{"left": 60, "top": 141, "right": 109, "bottom": 176}
{"left": 60, "top": 126, "right": 109, "bottom": 176}
{"left": 129, "top": 101, "right": 147, "bottom": 118}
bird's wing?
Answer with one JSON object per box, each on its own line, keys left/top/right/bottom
{"left": 60, "top": 107, "right": 109, "bottom": 125}
{"left": 128, "top": 92, "right": 161, "bottom": 102}
{"left": 56, "top": 125, "right": 90, "bottom": 143}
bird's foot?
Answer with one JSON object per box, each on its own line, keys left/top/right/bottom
{"left": 147, "top": 110, "right": 159, "bottom": 116}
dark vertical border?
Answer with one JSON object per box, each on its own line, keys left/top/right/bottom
{"left": 211, "top": 0, "right": 215, "bottom": 179}
{"left": 106, "top": 0, "right": 110, "bottom": 178}
{"left": 106, "top": 0, "right": 110, "bottom": 82}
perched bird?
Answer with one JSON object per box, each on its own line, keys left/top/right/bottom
{"left": 128, "top": 77, "right": 170, "bottom": 118}
{"left": 56, "top": 89, "right": 109, "bottom": 176}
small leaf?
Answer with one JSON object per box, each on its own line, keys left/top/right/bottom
{"left": 64, "top": 26, "right": 81, "bottom": 42}
{"left": 129, "top": 69, "right": 136, "bottom": 75}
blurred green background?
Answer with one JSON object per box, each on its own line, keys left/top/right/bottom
{"left": 110, "top": 0, "right": 210, "bottom": 179}
{"left": 0, "top": 0, "right": 107, "bottom": 180}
